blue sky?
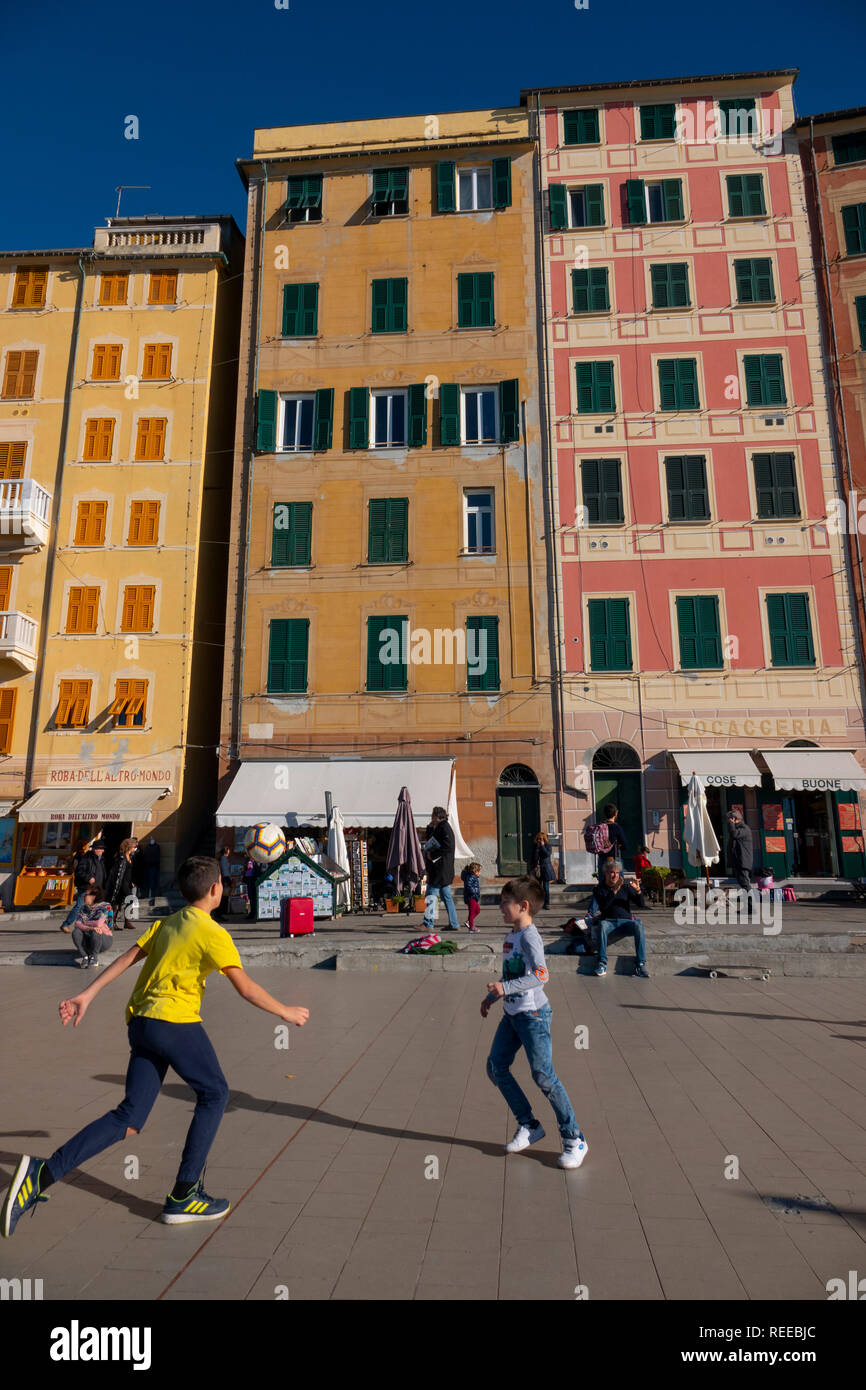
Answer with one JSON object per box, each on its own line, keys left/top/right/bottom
{"left": 4, "top": 0, "right": 864, "bottom": 249}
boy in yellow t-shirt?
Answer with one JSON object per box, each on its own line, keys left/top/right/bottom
{"left": 1, "top": 856, "right": 309, "bottom": 1236}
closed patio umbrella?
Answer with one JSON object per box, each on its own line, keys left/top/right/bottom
{"left": 327, "top": 805, "right": 351, "bottom": 912}
{"left": 684, "top": 771, "right": 720, "bottom": 886}
{"left": 386, "top": 785, "right": 426, "bottom": 894}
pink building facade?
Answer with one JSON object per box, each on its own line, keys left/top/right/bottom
{"left": 525, "top": 71, "right": 866, "bottom": 883}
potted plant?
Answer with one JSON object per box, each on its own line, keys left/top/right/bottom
{"left": 413, "top": 893, "right": 427, "bottom": 912}
{"left": 385, "top": 894, "right": 403, "bottom": 913}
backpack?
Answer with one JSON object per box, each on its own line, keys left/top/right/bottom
{"left": 583, "top": 821, "right": 611, "bottom": 855}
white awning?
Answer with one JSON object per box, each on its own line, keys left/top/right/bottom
{"left": 18, "top": 787, "right": 169, "bottom": 824}
{"left": 216, "top": 758, "right": 457, "bottom": 829}
{"left": 672, "top": 751, "right": 762, "bottom": 788}
{"left": 760, "top": 749, "right": 866, "bottom": 793}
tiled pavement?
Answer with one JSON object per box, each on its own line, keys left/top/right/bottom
{"left": 1, "top": 966, "right": 864, "bottom": 1300}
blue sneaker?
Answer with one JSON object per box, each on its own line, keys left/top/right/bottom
{"left": 594, "top": 963, "right": 607, "bottom": 977}
{"left": 634, "top": 963, "right": 651, "bottom": 978}
{"left": 1, "top": 1156, "right": 50, "bottom": 1238}
{"left": 161, "top": 1178, "right": 230, "bottom": 1225}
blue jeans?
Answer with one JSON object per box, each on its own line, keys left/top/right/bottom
{"left": 62, "top": 890, "right": 88, "bottom": 928}
{"left": 486, "top": 1004, "right": 581, "bottom": 1140}
{"left": 45, "top": 1016, "right": 229, "bottom": 1189}
{"left": 597, "top": 917, "right": 647, "bottom": 968}
{"left": 424, "top": 884, "right": 459, "bottom": 930}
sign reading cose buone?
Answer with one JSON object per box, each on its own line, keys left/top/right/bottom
{"left": 667, "top": 716, "right": 848, "bottom": 740}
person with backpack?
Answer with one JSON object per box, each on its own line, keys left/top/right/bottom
{"left": 583, "top": 804, "right": 626, "bottom": 878}
{"left": 528, "top": 832, "right": 556, "bottom": 909}
{"left": 61, "top": 838, "right": 107, "bottom": 933}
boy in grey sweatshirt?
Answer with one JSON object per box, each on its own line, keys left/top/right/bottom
{"left": 482, "top": 876, "right": 588, "bottom": 1169}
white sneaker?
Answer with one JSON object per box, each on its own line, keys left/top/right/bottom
{"left": 90, "top": 956, "right": 102, "bottom": 968}
{"left": 558, "top": 1136, "right": 589, "bottom": 1169}
{"left": 505, "top": 1121, "right": 545, "bottom": 1153}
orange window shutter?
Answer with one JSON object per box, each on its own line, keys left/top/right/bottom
{"left": 12, "top": 275, "right": 28, "bottom": 307}
{"left": 83, "top": 421, "right": 97, "bottom": 459}
{"left": 146, "top": 501, "right": 160, "bottom": 542}
{"left": 0, "top": 687, "right": 16, "bottom": 753}
{"left": 93, "top": 503, "right": 107, "bottom": 543}
{"left": 153, "top": 419, "right": 165, "bottom": 459}
{"left": 32, "top": 270, "right": 47, "bottom": 306}
{"left": 128, "top": 501, "right": 142, "bottom": 543}
{"left": 142, "top": 345, "right": 155, "bottom": 377}
{"left": 57, "top": 681, "right": 74, "bottom": 723}
{"left": 0, "top": 443, "right": 26, "bottom": 479}
{"left": 140, "top": 587, "right": 155, "bottom": 630}
{"left": 158, "top": 344, "right": 171, "bottom": 376}
{"left": 83, "top": 588, "right": 98, "bottom": 631}
{"left": 135, "top": 420, "right": 148, "bottom": 459}
{"left": 109, "top": 682, "right": 129, "bottom": 717}
{"left": 74, "top": 503, "right": 89, "bottom": 545}
{"left": 20, "top": 352, "right": 37, "bottom": 397}
{"left": 2, "top": 354, "right": 19, "bottom": 396}
{"left": 92, "top": 347, "right": 104, "bottom": 378}
{"left": 121, "top": 587, "right": 136, "bottom": 630}
{"left": 66, "top": 588, "right": 82, "bottom": 631}
{"left": 99, "top": 419, "right": 114, "bottom": 458}
{"left": 0, "top": 568, "right": 12, "bottom": 611}
{"left": 108, "top": 346, "right": 121, "bottom": 376}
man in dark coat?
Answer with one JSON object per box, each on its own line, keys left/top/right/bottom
{"left": 422, "top": 805, "right": 460, "bottom": 932}
{"left": 726, "top": 811, "right": 755, "bottom": 914}
{"left": 61, "top": 841, "right": 107, "bottom": 932}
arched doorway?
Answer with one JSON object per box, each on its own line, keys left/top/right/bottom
{"left": 592, "top": 742, "right": 642, "bottom": 872}
{"left": 496, "top": 765, "right": 540, "bottom": 875}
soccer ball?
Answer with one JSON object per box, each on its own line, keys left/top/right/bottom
{"left": 244, "top": 823, "right": 286, "bottom": 865}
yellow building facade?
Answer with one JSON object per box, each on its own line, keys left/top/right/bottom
{"left": 0, "top": 217, "right": 242, "bottom": 903}
{"left": 220, "top": 110, "right": 557, "bottom": 877}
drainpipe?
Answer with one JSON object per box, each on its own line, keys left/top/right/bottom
{"left": 22, "top": 255, "right": 87, "bottom": 824}
{"left": 808, "top": 119, "right": 866, "bottom": 714}
{"left": 232, "top": 163, "right": 269, "bottom": 761}
{"left": 533, "top": 91, "right": 568, "bottom": 873}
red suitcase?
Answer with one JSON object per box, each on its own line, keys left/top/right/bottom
{"left": 280, "top": 897, "right": 315, "bottom": 938}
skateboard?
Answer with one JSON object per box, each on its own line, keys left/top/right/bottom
{"left": 698, "top": 964, "right": 771, "bottom": 981}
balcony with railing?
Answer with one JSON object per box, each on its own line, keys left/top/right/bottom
{"left": 0, "top": 479, "right": 52, "bottom": 548}
{"left": 0, "top": 611, "right": 38, "bottom": 671}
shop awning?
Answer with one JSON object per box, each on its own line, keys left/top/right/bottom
{"left": 216, "top": 758, "right": 456, "bottom": 829}
{"left": 760, "top": 749, "right": 866, "bottom": 792}
{"left": 672, "top": 751, "right": 762, "bottom": 788}
{"left": 18, "top": 787, "right": 169, "bottom": 824}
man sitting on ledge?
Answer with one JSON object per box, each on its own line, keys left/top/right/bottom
{"left": 586, "top": 859, "right": 650, "bottom": 978}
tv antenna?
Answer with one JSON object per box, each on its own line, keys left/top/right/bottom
{"left": 111, "top": 185, "right": 151, "bottom": 220}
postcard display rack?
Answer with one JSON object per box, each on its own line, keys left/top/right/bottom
{"left": 348, "top": 836, "right": 369, "bottom": 908}
{"left": 255, "top": 847, "right": 339, "bottom": 921}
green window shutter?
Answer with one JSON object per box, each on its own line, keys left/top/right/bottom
{"left": 563, "top": 108, "right": 599, "bottom": 145}
{"left": 407, "top": 384, "right": 427, "bottom": 447}
{"left": 313, "top": 388, "right": 333, "bottom": 451}
{"left": 439, "top": 384, "right": 460, "bottom": 446}
{"left": 272, "top": 504, "right": 312, "bottom": 567}
{"left": 666, "top": 456, "right": 709, "bottom": 521}
{"left": 576, "top": 362, "right": 615, "bottom": 413}
{"left": 286, "top": 178, "right": 304, "bottom": 211}
{"left": 662, "top": 179, "right": 684, "bottom": 221}
{"left": 625, "top": 179, "right": 646, "bottom": 225}
{"left": 677, "top": 596, "right": 722, "bottom": 669}
{"left": 282, "top": 283, "right": 317, "bottom": 335}
{"left": 768, "top": 594, "right": 814, "bottom": 667}
{"left": 727, "top": 176, "right": 745, "bottom": 217}
{"left": 583, "top": 184, "right": 605, "bottom": 226}
{"left": 842, "top": 204, "right": 866, "bottom": 255}
{"left": 372, "top": 169, "right": 390, "bottom": 210}
{"left": 492, "top": 158, "right": 511, "bottom": 209}
{"left": 390, "top": 277, "right": 407, "bottom": 331}
{"left": 744, "top": 174, "right": 766, "bottom": 215}
{"left": 367, "top": 616, "right": 407, "bottom": 691}
{"left": 581, "top": 458, "right": 623, "bottom": 524}
{"left": 548, "top": 184, "right": 568, "bottom": 231}
{"left": 753, "top": 453, "right": 799, "bottom": 518}
{"left": 753, "top": 452, "right": 775, "bottom": 516}
{"left": 588, "top": 598, "right": 631, "bottom": 671}
{"left": 368, "top": 499, "right": 408, "bottom": 564}
{"left": 268, "top": 619, "right": 309, "bottom": 693}
{"left": 467, "top": 616, "right": 500, "bottom": 691}
{"left": 437, "top": 161, "right": 456, "bottom": 213}
{"left": 832, "top": 132, "right": 866, "bottom": 167}
{"left": 658, "top": 360, "right": 677, "bottom": 411}
{"left": 372, "top": 278, "right": 407, "bottom": 333}
{"left": 659, "top": 360, "right": 698, "bottom": 410}
{"left": 744, "top": 355, "right": 764, "bottom": 406}
{"left": 856, "top": 297, "right": 866, "bottom": 350}
{"left": 302, "top": 176, "right": 322, "bottom": 211}
{"left": 572, "top": 267, "right": 609, "bottom": 313}
{"left": 371, "top": 279, "right": 389, "bottom": 333}
{"left": 348, "top": 387, "right": 369, "bottom": 449}
{"left": 745, "top": 355, "right": 786, "bottom": 407}
{"left": 255, "top": 390, "right": 277, "bottom": 452}
{"left": 650, "top": 263, "right": 689, "bottom": 308}
{"left": 498, "top": 379, "right": 520, "bottom": 444}
{"left": 734, "top": 258, "right": 774, "bottom": 303}
{"left": 718, "top": 98, "right": 756, "bottom": 139}
{"left": 458, "top": 273, "right": 494, "bottom": 328}
{"left": 640, "top": 104, "right": 675, "bottom": 140}
{"left": 391, "top": 168, "right": 409, "bottom": 206}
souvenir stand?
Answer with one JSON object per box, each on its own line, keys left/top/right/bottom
{"left": 252, "top": 845, "right": 346, "bottom": 922}
{"left": 14, "top": 851, "right": 75, "bottom": 909}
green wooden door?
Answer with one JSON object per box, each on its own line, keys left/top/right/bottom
{"left": 833, "top": 790, "right": 866, "bottom": 878}
{"left": 593, "top": 772, "right": 641, "bottom": 872}
{"left": 497, "top": 787, "right": 540, "bottom": 876}
{"left": 758, "top": 786, "right": 790, "bottom": 879}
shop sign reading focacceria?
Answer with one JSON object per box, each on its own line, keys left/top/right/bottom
{"left": 667, "top": 716, "right": 846, "bottom": 740}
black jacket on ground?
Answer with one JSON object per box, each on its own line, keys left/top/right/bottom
{"left": 74, "top": 851, "right": 107, "bottom": 892}
{"left": 529, "top": 841, "right": 555, "bottom": 882}
{"left": 425, "top": 819, "right": 455, "bottom": 888}
{"left": 106, "top": 854, "right": 134, "bottom": 908}
{"left": 727, "top": 821, "right": 753, "bottom": 872}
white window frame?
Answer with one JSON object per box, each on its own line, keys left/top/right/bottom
{"left": 371, "top": 388, "right": 408, "bottom": 447}
{"left": 568, "top": 186, "right": 605, "bottom": 229}
{"left": 461, "top": 386, "right": 499, "bottom": 445}
{"left": 278, "top": 393, "right": 315, "bottom": 453}
{"left": 645, "top": 181, "right": 672, "bottom": 224}
{"left": 463, "top": 488, "right": 495, "bottom": 554}
{"left": 457, "top": 165, "right": 493, "bottom": 212}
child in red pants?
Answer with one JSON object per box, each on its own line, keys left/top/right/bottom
{"left": 461, "top": 861, "right": 482, "bottom": 932}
